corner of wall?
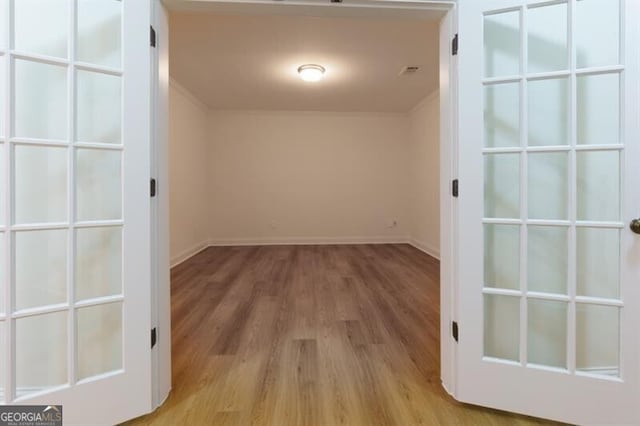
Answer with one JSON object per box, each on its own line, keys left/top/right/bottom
{"left": 407, "top": 88, "right": 440, "bottom": 118}
{"left": 169, "top": 77, "right": 212, "bottom": 266}
{"left": 170, "top": 241, "right": 209, "bottom": 268}
{"left": 409, "top": 238, "right": 441, "bottom": 260}
{"left": 406, "top": 89, "right": 441, "bottom": 259}
{"left": 169, "top": 77, "right": 210, "bottom": 112}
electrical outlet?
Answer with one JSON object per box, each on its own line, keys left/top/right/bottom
{"left": 270, "top": 221, "right": 277, "bottom": 230}
{"left": 387, "top": 220, "right": 398, "bottom": 228}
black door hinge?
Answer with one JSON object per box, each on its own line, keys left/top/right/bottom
{"left": 150, "top": 26, "right": 156, "bottom": 48}
{"left": 151, "top": 327, "right": 158, "bottom": 349}
{"left": 452, "top": 321, "right": 459, "bottom": 342}
{"left": 452, "top": 179, "right": 459, "bottom": 197}
{"left": 452, "top": 33, "right": 458, "bottom": 56}
{"left": 150, "top": 178, "right": 157, "bottom": 197}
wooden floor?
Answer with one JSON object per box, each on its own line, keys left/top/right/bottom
{"left": 128, "top": 244, "right": 553, "bottom": 426}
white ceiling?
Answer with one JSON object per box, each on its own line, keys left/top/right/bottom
{"left": 169, "top": 11, "right": 440, "bottom": 112}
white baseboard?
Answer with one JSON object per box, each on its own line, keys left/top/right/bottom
{"left": 409, "top": 238, "right": 440, "bottom": 260}
{"left": 170, "top": 237, "right": 440, "bottom": 268}
{"left": 208, "top": 236, "right": 409, "bottom": 246}
{"left": 170, "top": 240, "right": 210, "bottom": 268}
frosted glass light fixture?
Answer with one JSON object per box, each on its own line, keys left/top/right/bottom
{"left": 298, "top": 64, "right": 325, "bottom": 82}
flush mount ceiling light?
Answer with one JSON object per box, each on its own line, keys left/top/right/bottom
{"left": 298, "top": 64, "right": 326, "bottom": 82}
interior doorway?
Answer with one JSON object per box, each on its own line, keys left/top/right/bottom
{"left": 139, "top": 1, "right": 480, "bottom": 424}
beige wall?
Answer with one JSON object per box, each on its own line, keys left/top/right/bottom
{"left": 407, "top": 92, "right": 440, "bottom": 257}
{"left": 168, "top": 84, "right": 441, "bottom": 262}
{"left": 169, "top": 80, "right": 210, "bottom": 265}
{"left": 207, "top": 111, "right": 411, "bottom": 244}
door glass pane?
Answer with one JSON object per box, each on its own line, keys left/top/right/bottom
{"left": 0, "top": 0, "right": 6, "bottom": 49}
{"left": 528, "top": 3, "right": 568, "bottom": 73}
{"left": 76, "top": 149, "right": 121, "bottom": 221}
{"left": 0, "top": 232, "right": 7, "bottom": 312}
{"left": 77, "top": 302, "right": 122, "bottom": 380}
{"left": 0, "top": 233, "right": 4, "bottom": 314}
{"left": 484, "top": 11, "right": 520, "bottom": 78}
{"left": 528, "top": 226, "right": 568, "bottom": 295}
{"left": 16, "top": 311, "right": 68, "bottom": 397}
{"left": 76, "top": 226, "right": 122, "bottom": 301}
{"left": 577, "top": 227, "right": 620, "bottom": 299}
{"left": 0, "top": 321, "right": 4, "bottom": 401}
{"left": 528, "top": 299, "right": 567, "bottom": 368}
{"left": 76, "top": 70, "right": 121, "bottom": 144}
{"left": 576, "top": 304, "right": 619, "bottom": 377}
{"left": 14, "top": 59, "right": 67, "bottom": 140}
{"left": 484, "top": 83, "right": 520, "bottom": 148}
{"left": 0, "top": 145, "right": 4, "bottom": 225}
{"left": 576, "top": 0, "right": 620, "bottom": 69}
{"left": 484, "top": 294, "right": 519, "bottom": 361}
{"left": 0, "top": 55, "right": 4, "bottom": 137}
{"left": 577, "top": 73, "right": 620, "bottom": 145}
{"left": 484, "top": 224, "right": 520, "bottom": 290}
{"left": 77, "top": 0, "right": 122, "bottom": 69}
{"left": 14, "top": 0, "right": 68, "bottom": 59}
{"left": 528, "top": 77, "right": 569, "bottom": 147}
{"left": 577, "top": 151, "right": 620, "bottom": 222}
{"left": 15, "top": 230, "right": 67, "bottom": 311}
{"left": 528, "top": 152, "right": 568, "bottom": 220}
{"left": 15, "top": 145, "right": 67, "bottom": 224}
{"left": 485, "top": 153, "right": 520, "bottom": 219}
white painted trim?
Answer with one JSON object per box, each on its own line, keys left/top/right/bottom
{"left": 438, "top": 3, "right": 457, "bottom": 399}
{"left": 166, "top": 0, "right": 455, "bottom": 7}
{"left": 169, "top": 77, "right": 209, "bottom": 112}
{"left": 154, "top": 0, "right": 173, "bottom": 412}
{"left": 170, "top": 238, "right": 439, "bottom": 270}
{"left": 170, "top": 240, "right": 210, "bottom": 267}
{"left": 409, "top": 238, "right": 441, "bottom": 260}
{"left": 208, "top": 236, "right": 410, "bottom": 247}
{"left": 162, "top": 0, "right": 454, "bottom": 19}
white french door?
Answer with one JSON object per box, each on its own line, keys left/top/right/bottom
{"left": 457, "top": 0, "right": 640, "bottom": 423}
{"left": 0, "top": 1, "right": 152, "bottom": 424}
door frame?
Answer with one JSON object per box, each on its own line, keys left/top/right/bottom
{"left": 151, "top": 0, "right": 172, "bottom": 410}
{"left": 151, "top": 0, "right": 460, "bottom": 409}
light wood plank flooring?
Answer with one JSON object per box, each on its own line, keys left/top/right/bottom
{"left": 127, "top": 244, "right": 553, "bottom": 425}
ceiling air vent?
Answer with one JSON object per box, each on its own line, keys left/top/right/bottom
{"left": 399, "top": 66, "right": 421, "bottom": 76}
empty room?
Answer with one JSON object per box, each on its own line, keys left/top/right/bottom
{"left": 154, "top": 9, "right": 459, "bottom": 426}
{"left": 138, "top": 1, "right": 629, "bottom": 423}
